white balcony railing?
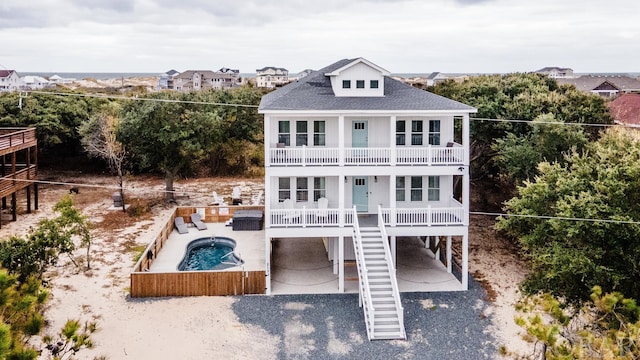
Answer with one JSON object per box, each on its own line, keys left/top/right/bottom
{"left": 380, "top": 206, "right": 465, "bottom": 226}
{"left": 269, "top": 145, "right": 464, "bottom": 166}
{"left": 270, "top": 207, "right": 354, "bottom": 227}
{"left": 269, "top": 206, "right": 464, "bottom": 228}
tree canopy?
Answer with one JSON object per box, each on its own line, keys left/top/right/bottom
{"left": 429, "top": 73, "right": 612, "bottom": 186}
{"left": 117, "top": 92, "right": 224, "bottom": 201}
{"left": 497, "top": 129, "right": 640, "bottom": 303}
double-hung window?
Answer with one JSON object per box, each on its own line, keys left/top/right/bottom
{"left": 411, "top": 120, "right": 423, "bottom": 145}
{"left": 396, "top": 120, "right": 406, "bottom": 146}
{"left": 410, "top": 176, "right": 422, "bottom": 201}
{"left": 278, "top": 121, "right": 290, "bottom": 146}
{"left": 428, "top": 120, "right": 441, "bottom": 145}
{"left": 313, "top": 121, "right": 325, "bottom": 146}
{"left": 313, "top": 177, "right": 326, "bottom": 201}
{"left": 296, "top": 178, "right": 308, "bottom": 202}
{"left": 278, "top": 178, "right": 290, "bottom": 201}
{"left": 296, "top": 121, "right": 308, "bottom": 146}
{"left": 428, "top": 176, "right": 440, "bottom": 201}
{"left": 396, "top": 177, "right": 405, "bottom": 201}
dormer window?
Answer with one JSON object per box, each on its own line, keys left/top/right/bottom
{"left": 342, "top": 80, "right": 351, "bottom": 88}
{"left": 370, "top": 80, "right": 379, "bottom": 89}
{"left": 356, "top": 80, "right": 365, "bottom": 88}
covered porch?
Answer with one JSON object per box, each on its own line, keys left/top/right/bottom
{"left": 269, "top": 234, "right": 465, "bottom": 295}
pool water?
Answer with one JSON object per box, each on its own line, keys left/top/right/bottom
{"left": 178, "top": 237, "right": 244, "bottom": 271}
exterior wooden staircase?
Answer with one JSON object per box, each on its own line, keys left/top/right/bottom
{"left": 352, "top": 208, "right": 406, "bottom": 340}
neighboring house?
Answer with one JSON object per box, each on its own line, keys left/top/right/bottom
{"left": 259, "top": 58, "right": 476, "bottom": 340}
{"left": 535, "top": 66, "right": 574, "bottom": 78}
{"left": 47, "top": 74, "right": 75, "bottom": 84}
{"left": 20, "top": 75, "right": 51, "bottom": 90}
{"left": 0, "top": 70, "right": 20, "bottom": 92}
{"left": 557, "top": 75, "right": 640, "bottom": 97}
{"left": 256, "top": 66, "right": 289, "bottom": 88}
{"left": 609, "top": 93, "right": 640, "bottom": 126}
{"left": 425, "top": 72, "right": 449, "bottom": 86}
{"left": 157, "top": 69, "right": 179, "bottom": 90}
{"left": 171, "top": 69, "right": 240, "bottom": 91}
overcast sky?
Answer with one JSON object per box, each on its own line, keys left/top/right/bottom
{"left": 1, "top": 0, "right": 638, "bottom": 74}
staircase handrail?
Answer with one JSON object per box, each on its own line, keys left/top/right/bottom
{"left": 377, "top": 205, "right": 405, "bottom": 338}
{"left": 352, "top": 206, "right": 375, "bottom": 340}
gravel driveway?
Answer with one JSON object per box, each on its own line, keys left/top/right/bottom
{"left": 233, "top": 279, "right": 497, "bottom": 359}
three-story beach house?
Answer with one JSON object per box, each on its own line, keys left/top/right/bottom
{"left": 259, "top": 58, "right": 476, "bottom": 340}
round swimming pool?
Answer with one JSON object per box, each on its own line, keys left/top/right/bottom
{"left": 177, "top": 237, "right": 244, "bottom": 271}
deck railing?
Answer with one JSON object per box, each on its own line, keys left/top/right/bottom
{"left": 380, "top": 206, "right": 465, "bottom": 226}
{"left": 270, "top": 207, "right": 354, "bottom": 227}
{"left": 0, "top": 127, "right": 37, "bottom": 153}
{"left": 268, "top": 144, "right": 464, "bottom": 166}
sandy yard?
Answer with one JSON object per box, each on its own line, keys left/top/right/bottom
{"left": 0, "top": 171, "right": 532, "bottom": 359}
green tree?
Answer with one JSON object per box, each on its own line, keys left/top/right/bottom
{"left": 0, "top": 270, "right": 48, "bottom": 360}
{"left": 497, "top": 129, "right": 640, "bottom": 303}
{"left": 117, "top": 92, "right": 223, "bottom": 201}
{"left": 0, "top": 90, "right": 105, "bottom": 159}
{"left": 0, "top": 195, "right": 93, "bottom": 281}
{"left": 515, "top": 286, "right": 640, "bottom": 359}
{"left": 429, "top": 74, "right": 612, "bottom": 185}
{"left": 492, "top": 113, "right": 588, "bottom": 185}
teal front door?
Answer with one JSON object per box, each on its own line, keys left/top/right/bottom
{"left": 353, "top": 177, "right": 368, "bottom": 212}
{"left": 352, "top": 121, "right": 368, "bottom": 148}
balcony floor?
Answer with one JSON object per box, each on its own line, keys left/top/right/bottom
{"left": 270, "top": 236, "right": 463, "bottom": 295}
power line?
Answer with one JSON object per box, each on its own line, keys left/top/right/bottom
{"left": 5, "top": 176, "right": 638, "bottom": 226}
{"left": 470, "top": 211, "right": 640, "bottom": 226}
{"left": 24, "top": 90, "right": 260, "bottom": 108}
{"left": 470, "top": 117, "right": 618, "bottom": 128}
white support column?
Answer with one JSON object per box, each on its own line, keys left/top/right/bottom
{"left": 389, "top": 174, "right": 396, "bottom": 227}
{"left": 339, "top": 174, "right": 345, "bottom": 226}
{"left": 264, "top": 175, "right": 271, "bottom": 228}
{"left": 339, "top": 235, "right": 345, "bottom": 293}
{"left": 264, "top": 115, "right": 271, "bottom": 167}
{"left": 434, "top": 236, "right": 441, "bottom": 259}
{"left": 463, "top": 171, "right": 470, "bottom": 226}
{"left": 462, "top": 113, "right": 470, "bottom": 165}
{"left": 390, "top": 115, "right": 396, "bottom": 166}
{"left": 333, "top": 238, "right": 339, "bottom": 274}
{"left": 338, "top": 115, "right": 345, "bottom": 167}
{"left": 391, "top": 235, "right": 397, "bottom": 268}
{"left": 265, "top": 236, "right": 271, "bottom": 295}
{"left": 446, "top": 235, "right": 452, "bottom": 273}
{"left": 462, "top": 233, "right": 469, "bottom": 290}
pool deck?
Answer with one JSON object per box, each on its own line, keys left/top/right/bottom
{"left": 149, "top": 223, "right": 461, "bottom": 294}
{"left": 150, "top": 223, "right": 265, "bottom": 272}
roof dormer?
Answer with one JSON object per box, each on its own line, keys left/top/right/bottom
{"left": 325, "top": 58, "right": 389, "bottom": 97}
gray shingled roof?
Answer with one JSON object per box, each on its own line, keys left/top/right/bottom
{"left": 557, "top": 75, "right": 640, "bottom": 92}
{"left": 259, "top": 59, "right": 476, "bottom": 112}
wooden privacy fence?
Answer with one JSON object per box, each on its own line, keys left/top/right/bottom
{"left": 130, "top": 206, "right": 265, "bottom": 298}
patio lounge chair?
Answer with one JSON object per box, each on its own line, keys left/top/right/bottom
{"left": 211, "top": 191, "right": 227, "bottom": 206}
{"left": 251, "top": 190, "right": 263, "bottom": 205}
{"left": 174, "top": 217, "right": 188, "bottom": 234}
{"left": 281, "top": 198, "right": 301, "bottom": 223}
{"left": 316, "top": 197, "right": 329, "bottom": 224}
{"left": 191, "top": 213, "right": 207, "bottom": 231}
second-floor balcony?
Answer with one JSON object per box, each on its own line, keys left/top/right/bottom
{"left": 269, "top": 200, "right": 465, "bottom": 228}
{"left": 268, "top": 144, "right": 464, "bottom": 167}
